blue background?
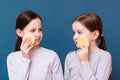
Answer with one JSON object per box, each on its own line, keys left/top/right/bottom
{"left": 0, "top": 0, "right": 120, "bottom": 80}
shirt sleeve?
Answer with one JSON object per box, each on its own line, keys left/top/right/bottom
{"left": 7, "top": 53, "right": 31, "bottom": 80}
{"left": 52, "top": 54, "right": 64, "bottom": 80}
{"left": 80, "top": 53, "right": 112, "bottom": 80}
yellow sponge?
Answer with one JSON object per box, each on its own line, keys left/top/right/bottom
{"left": 77, "top": 37, "right": 89, "bottom": 48}
{"left": 22, "top": 33, "right": 35, "bottom": 45}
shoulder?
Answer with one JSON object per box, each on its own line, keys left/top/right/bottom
{"left": 65, "top": 50, "right": 77, "bottom": 61}
{"left": 7, "top": 51, "right": 21, "bottom": 58}
{"left": 95, "top": 49, "right": 112, "bottom": 62}
{"left": 39, "top": 47, "right": 59, "bottom": 57}
{"left": 7, "top": 51, "right": 21, "bottom": 62}
{"left": 39, "top": 47, "right": 61, "bottom": 62}
{"left": 99, "top": 50, "right": 112, "bottom": 58}
{"left": 66, "top": 51, "right": 76, "bottom": 58}
{"left": 41, "top": 47, "right": 57, "bottom": 54}
{"left": 96, "top": 50, "right": 112, "bottom": 68}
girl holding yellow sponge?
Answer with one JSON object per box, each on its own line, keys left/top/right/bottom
{"left": 64, "top": 13, "right": 112, "bottom": 80}
{"left": 7, "top": 11, "right": 63, "bottom": 80}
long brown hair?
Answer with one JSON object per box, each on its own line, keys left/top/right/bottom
{"left": 72, "top": 12, "right": 107, "bottom": 50}
{"left": 15, "top": 10, "right": 42, "bottom": 51}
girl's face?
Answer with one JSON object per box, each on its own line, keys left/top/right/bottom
{"left": 21, "top": 18, "right": 43, "bottom": 46}
{"left": 72, "top": 21, "right": 93, "bottom": 48}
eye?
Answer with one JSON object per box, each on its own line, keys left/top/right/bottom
{"left": 78, "top": 31, "right": 82, "bottom": 34}
{"left": 38, "top": 28, "right": 42, "bottom": 32}
{"left": 30, "top": 29, "right": 35, "bottom": 32}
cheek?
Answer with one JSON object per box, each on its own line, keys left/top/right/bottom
{"left": 40, "top": 33, "right": 43, "bottom": 39}
{"left": 73, "top": 36, "right": 77, "bottom": 45}
{"left": 41, "top": 32, "right": 43, "bottom": 36}
{"left": 87, "top": 33, "right": 93, "bottom": 39}
{"left": 73, "top": 34, "right": 76, "bottom": 40}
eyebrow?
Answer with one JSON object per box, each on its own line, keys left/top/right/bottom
{"left": 30, "top": 26, "right": 42, "bottom": 29}
{"left": 77, "top": 30, "right": 82, "bottom": 32}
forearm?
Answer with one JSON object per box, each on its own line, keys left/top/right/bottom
{"left": 8, "top": 67, "right": 30, "bottom": 80}
{"left": 80, "top": 62, "right": 97, "bottom": 80}
{"left": 80, "top": 62, "right": 111, "bottom": 80}
{"left": 7, "top": 57, "right": 31, "bottom": 80}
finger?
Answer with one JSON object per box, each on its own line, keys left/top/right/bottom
{"left": 27, "top": 38, "right": 32, "bottom": 46}
{"left": 80, "top": 45, "right": 85, "bottom": 51}
{"left": 77, "top": 49, "right": 82, "bottom": 55}
{"left": 20, "top": 38, "right": 31, "bottom": 51}
{"left": 21, "top": 38, "right": 29, "bottom": 47}
{"left": 27, "top": 45, "right": 34, "bottom": 51}
{"left": 22, "top": 37, "right": 29, "bottom": 43}
{"left": 23, "top": 38, "right": 32, "bottom": 48}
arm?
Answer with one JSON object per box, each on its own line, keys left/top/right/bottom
{"left": 64, "top": 55, "right": 70, "bottom": 80}
{"left": 80, "top": 53, "right": 112, "bottom": 80}
{"left": 52, "top": 54, "right": 64, "bottom": 80}
{"left": 7, "top": 53, "right": 31, "bottom": 80}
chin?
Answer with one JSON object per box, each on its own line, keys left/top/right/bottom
{"left": 76, "top": 45, "right": 79, "bottom": 48}
{"left": 34, "top": 42, "right": 40, "bottom": 46}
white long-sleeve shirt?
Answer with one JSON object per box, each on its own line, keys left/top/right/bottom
{"left": 64, "top": 49, "right": 112, "bottom": 80}
{"left": 7, "top": 47, "right": 64, "bottom": 80}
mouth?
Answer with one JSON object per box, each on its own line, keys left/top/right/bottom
{"left": 35, "top": 38, "right": 41, "bottom": 42}
{"left": 75, "top": 40, "right": 78, "bottom": 45}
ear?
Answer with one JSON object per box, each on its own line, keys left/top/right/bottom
{"left": 92, "top": 30, "right": 99, "bottom": 40}
{"left": 16, "top": 29, "right": 23, "bottom": 37}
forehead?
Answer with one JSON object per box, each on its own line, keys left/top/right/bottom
{"left": 24, "top": 18, "right": 42, "bottom": 29}
{"left": 72, "top": 21, "right": 87, "bottom": 31}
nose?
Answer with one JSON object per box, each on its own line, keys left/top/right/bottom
{"left": 73, "top": 33, "right": 79, "bottom": 41}
{"left": 34, "top": 31, "right": 40, "bottom": 37}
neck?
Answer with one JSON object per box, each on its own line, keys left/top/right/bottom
{"left": 32, "top": 45, "right": 40, "bottom": 50}
{"left": 89, "top": 41, "right": 100, "bottom": 53}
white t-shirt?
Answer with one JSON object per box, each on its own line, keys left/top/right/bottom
{"left": 64, "top": 49, "right": 112, "bottom": 80}
{"left": 7, "top": 47, "right": 64, "bottom": 80}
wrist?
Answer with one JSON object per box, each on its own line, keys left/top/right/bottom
{"left": 21, "top": 52, "right": 31, "bottom": 59}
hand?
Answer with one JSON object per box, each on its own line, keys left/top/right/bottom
{"left": 77, "top": 44, "right": 89, "bottom": 64}
{"left": 20, "top": 38, "right": 34, "bottom": 59}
